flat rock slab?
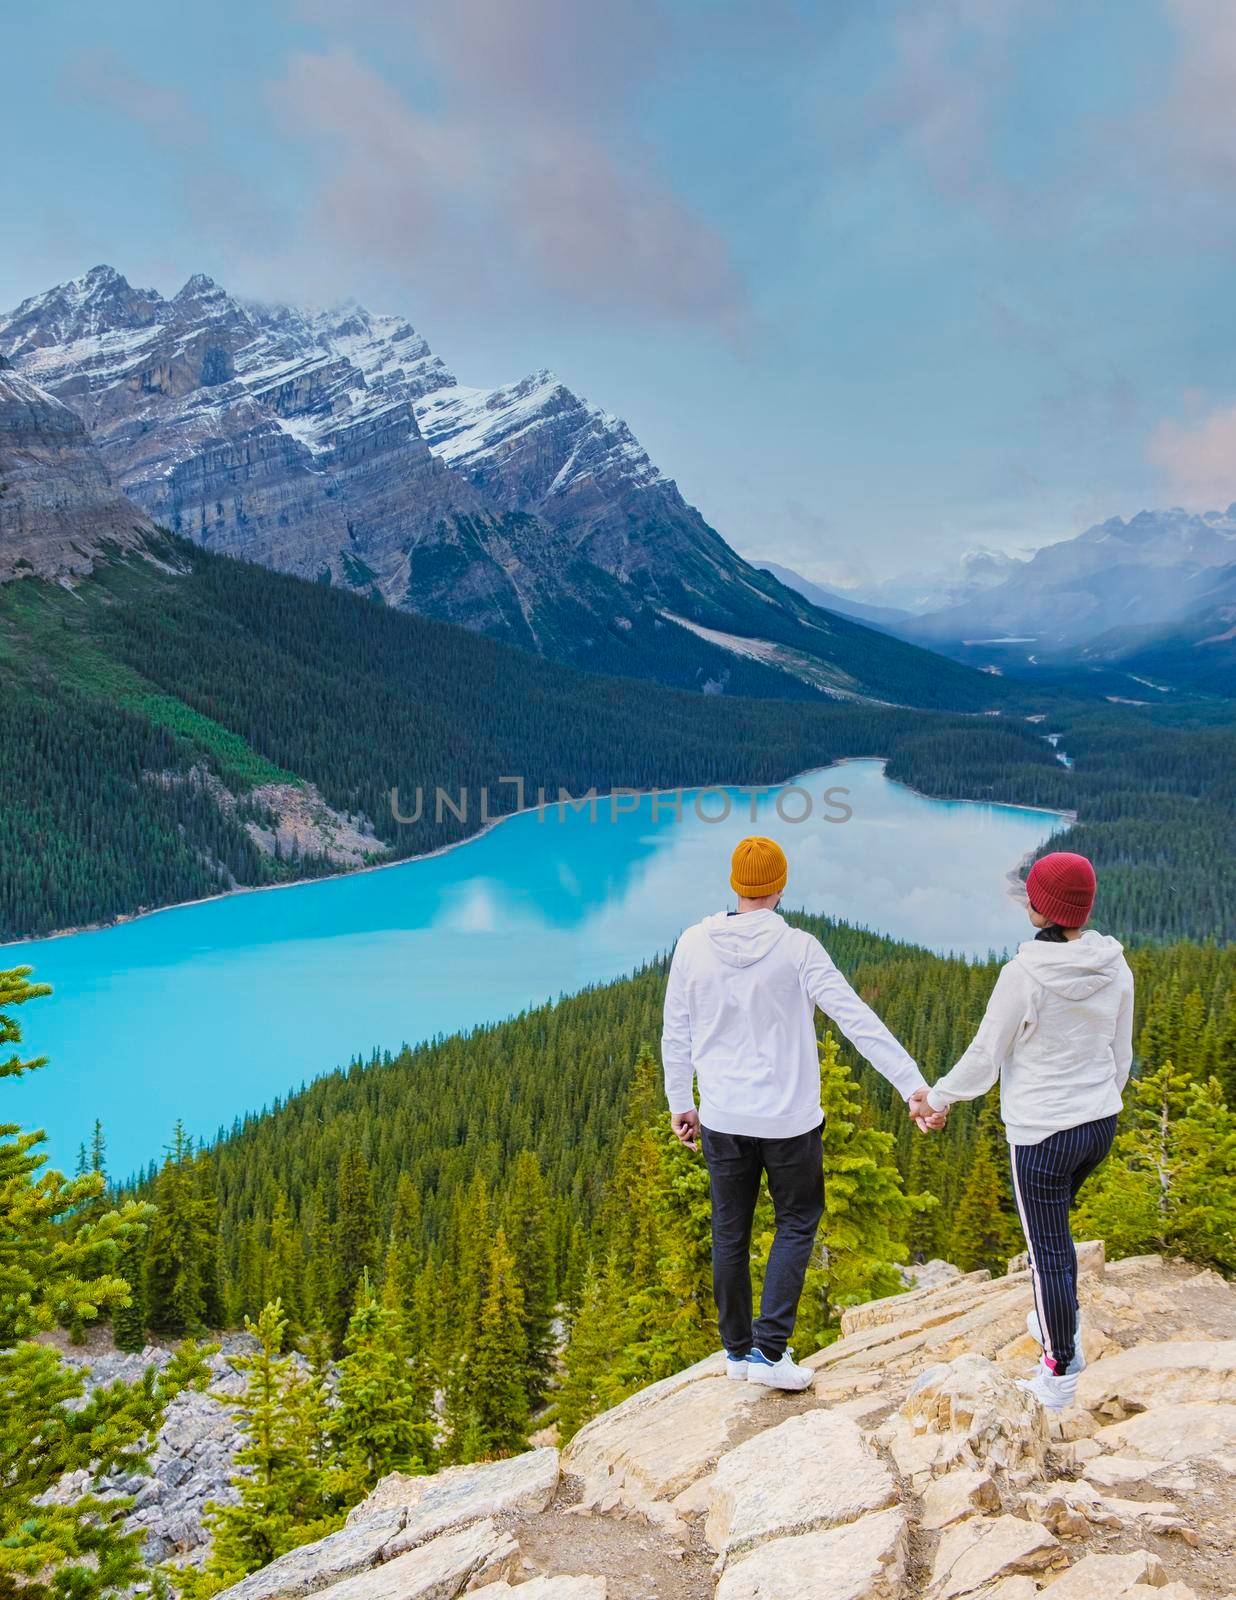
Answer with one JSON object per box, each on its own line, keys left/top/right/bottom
{"left": 705, "top": 1410, "right": 898, "bottom": 1561}
{"left": 1076, "top": 1340, "right": 1236, "bottom": 1412}
{"left": 715, "top": 1506, "right": 907, "bottom": 1600}
{"left": 1034, "top": 1550, "right": 1166, "bottom": 1599}
{"left": 308, "top": 1521, "right": 519, "bottom": 1600}
{"left": 1093, "top": 1400, "right": 1236, "bottom": 1462}
{"left": 929, "top": 1513, "right": 1060, "bottom": 1599}
{"left": 215, "top": 1509, "right": 407, "bottom": 1600}
{"left": 563, "top": 1373, "right": 776, "bottom": 1505}
{"left": 349, "top": 1449, "right": 559, "bottom": 1546}
{"left": 919, "top": 1468, "right": 1000, "bottom": 1531}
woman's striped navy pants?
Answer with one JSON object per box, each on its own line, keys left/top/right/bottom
{"left": 1009, "top": 1114, "right": 1117, "bottom": 1372}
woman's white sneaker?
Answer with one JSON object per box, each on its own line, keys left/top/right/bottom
{"left": 746, "top": 1347, "right": 814, "bottom": 1391}
{"left": 1025, "top": 1309, "right": 1086, "bottom": 1374}
{"left": 1018, "top": 1357, "right": 1078, "bottom": 1411}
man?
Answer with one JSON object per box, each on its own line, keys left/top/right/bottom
{"left": 661, "top": 835, "right": 930, "bottom": 1390}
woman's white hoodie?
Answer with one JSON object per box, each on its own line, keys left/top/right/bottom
{"left": 926, "top": 930, "right": 1134, "bottom": 1145}
{"left": 661, "top": 908, "right": 927, "bottom": 1138}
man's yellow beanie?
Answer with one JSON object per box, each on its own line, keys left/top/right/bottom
{"left": 730, "top": 835, "right": 788, "bottom": 898}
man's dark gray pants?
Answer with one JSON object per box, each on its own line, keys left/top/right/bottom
{"left": 700, "top": 1121, "right": 825, "bottom": 1361}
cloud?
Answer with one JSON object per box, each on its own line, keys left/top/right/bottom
{"left": 1146, "top": 401, "right": 1236, "bottom": 510}
{"left": 851, "top": 0, "right": 1049, "bottom": 216}
{"left": 267, "top": 39, "right": 742, "bottom": 331}
{"left": 276, "top": 6, "right": 747, "bottom": 329}
{"left": 64, "top": 46, "right": 206, "bottom": 145}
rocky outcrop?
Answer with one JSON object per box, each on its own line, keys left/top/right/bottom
{"left": 172, "top": 1249, "right": 1235, "bottom": 1600}
{"left": 0, "top": 362, "right": 152, "bottom": 580}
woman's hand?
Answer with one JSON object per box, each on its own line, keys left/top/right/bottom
{"left": 908, "top": 1087, "right": 949, "bottom": 1132}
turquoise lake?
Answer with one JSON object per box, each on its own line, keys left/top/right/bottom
{"left": 9, "top": 760, "right": 1062, "bottom": 1176}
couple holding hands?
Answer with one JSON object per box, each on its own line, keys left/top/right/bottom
{"left": 661, "top": 836, "right": 1133, "bottom": 1411}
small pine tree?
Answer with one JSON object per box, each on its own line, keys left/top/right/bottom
{"left": 556, "top": 1253, "right": 632, "bottom": 1440}
{"left": 1, "top": 966, "right": 210, "bottom": 1600}
{"left": 502, "top": 1151, "right": 556, "bottom": 1408}
{"left": 450, "top": 1230, "right": 530, "bottom": 1462}
{"left": 335, "top": 1277, "right": 433, "bottom": 1487}
{"left": 948, "top": 1101, "right": 1020, "bottom": 1274}
{"left": 804, "top": 1032, "right": 933, "bottom": 1341}
{"left": 145, "top": 1122, "right": 220, "bottom": 1336}
{"left": 111, "top": 1230, "right": 148, "bottom": 1354}
{"left": 330, "top": 1149, "right": 378, "bottom": 1348}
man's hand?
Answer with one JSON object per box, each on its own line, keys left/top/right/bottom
{"left": 908, "top": 1087, "right": 949, "bottom": 1133}
{"left": 671, "top": 1110, "right": 701, "bottom": 1150}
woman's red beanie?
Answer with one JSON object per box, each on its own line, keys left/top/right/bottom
{"left": 1026, "top": 851, "right": 1097, "bottom": 928}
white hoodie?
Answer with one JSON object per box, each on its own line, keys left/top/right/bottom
{"left": 926, "top": 931, "right": 1134, "bottom": 1145}
{"left": 661, "top": 909, "right": 927, "bottom": 1138}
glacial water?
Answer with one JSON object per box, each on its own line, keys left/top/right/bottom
{"left": 8, "top": 760, "right": 1062, "bottom": 1174}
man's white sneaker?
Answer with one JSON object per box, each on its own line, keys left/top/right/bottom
{"left": 746, "top": 1347, "right": 814, "bottom": 1392}
{"left": 725, "top": 1353, "right": 750, "bottom": 1381}
{"left": 1025, "top": 1309, "right": 1085, "bottom": 1374}
{"left": 1018, "top": 1357, "right": 1078, "bottom": 1411}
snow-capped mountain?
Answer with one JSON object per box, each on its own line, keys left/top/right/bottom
{"left": 0, "top": 266, "right": 1002, "bottom": 709}
{"left": 905, "top": 507, "right": 1236, "bottom": 649}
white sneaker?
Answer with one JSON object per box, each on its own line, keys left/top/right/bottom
{"left": 1025, "top": 1309, "right": 1085, "bottom": 1374}
{"left": 1018, "top": 1357, "right": 1079, "bottom": 1411}
{"left": 725, "top": 1353, "right": 750, "bottom": 1382}
{"left": 746, "top": 1347, "right": 814, "bottom": 1392}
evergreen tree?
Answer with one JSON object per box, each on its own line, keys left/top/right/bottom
{"left": 188, "top": 1301, "right": 346, "bottom": 1598}
{"left": 799, "top": 1033, "right": 932, "bottom": 1344}
{"left": 448, "top": 1230, "right": 530, "bottom": 1462}
{"left": 335, "top": 1277, "right": 433, "bottom": 1488}
{"left": 1075, "top": 1060, "right": 1236, "bottom": 1272}
{"left": 330, "top": 1148, "right": 378, "bottom": 1347}
{"left": 948, "top": 1101, "right": 1020, "bottom": 1274}
{"left": 556, "top": 1253, "right": 632, "bottom": 1440}
{"left": 501, "top": 1150, "right": 556, "bottom": 1407}
{"left": 146, "top": 1122, "right": 220, "bottom": 1336}
{"left": 1, "top": 967, "right": 209, "bottom": 1599}
{"left": 112, "top": 1230, "right": 149, "bottom": 1354}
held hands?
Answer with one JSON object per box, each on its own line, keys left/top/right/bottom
{"left": 671, "top": 1110, "right": 701, "bottom": 1151}
{"left": 908, "top": 1087, "right": 949, "bottom": 1134}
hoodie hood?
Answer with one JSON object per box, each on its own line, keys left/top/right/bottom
{"left": 1014, "top": 930, "right": 1126, "bottom": 1000}
{"left": 704, "top": 908, "right": 789, "bottom": 968}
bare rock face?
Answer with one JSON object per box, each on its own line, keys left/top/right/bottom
{"left": 345, "top": 1449, "right": 559, "bottom": 1545}
{"left": 1075, "top": 1340, "right": 1236, "bottom": 1416}
{"left": 704, "top": 1410, "right": 897, "bottom": 1564}
{"left": 713, "top": 1506, "right": 908, "bottom": 1600}
{"left": 0, "top": 363, "right": 152, "bottom": 580}
{"left": 928, "top": 1512, "right": 1062, "bottom": 1598}
{"left": 876, "top": 1354, "right": 1050, "bottom": 1489}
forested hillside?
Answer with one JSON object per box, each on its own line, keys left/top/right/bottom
{"left": 4, "top": 536, "right": 1236, "bottom": 945}
{"left": 108, "top": 917, "right": 1234, "bottom": 1382}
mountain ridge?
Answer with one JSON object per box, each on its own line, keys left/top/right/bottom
{"left": 0, "top": 265, "right": 1005, "bottom": 711}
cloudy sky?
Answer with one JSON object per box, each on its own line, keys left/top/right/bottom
{"left": 3, "top": 0, "right": 1235, "bottom": 588}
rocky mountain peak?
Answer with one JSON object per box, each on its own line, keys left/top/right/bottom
{"left": 0, "top": 365, "right": 153, "bottom": 580}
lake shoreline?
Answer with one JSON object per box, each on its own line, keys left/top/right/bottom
{"left": 3, "top": 758, "right": 1075, "bottom": 950}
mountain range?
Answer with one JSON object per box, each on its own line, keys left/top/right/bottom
{"left": 884, "top": 508, "right": 1236, "bottom": 696}
{"left": 0, "top": 265, "right": 1001, "bottom": 710}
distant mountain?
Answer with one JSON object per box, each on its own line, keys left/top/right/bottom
{"left": 1065, "top": 561, "right": 1236, "bottom": 697}
{"left": 758, "top": 562, "right": 912, "bottom": 629}
{"left": 0, "top": 355, "right": 151, "bottom": 581}
{"left": 0, "top": 266, "right": 1004, "bottom": 711}
{"left": 839, "top": 547, "right": 1024, "bottom": 615}
{"left": 884, "top": 506, "right": 1236, "bottom": 695}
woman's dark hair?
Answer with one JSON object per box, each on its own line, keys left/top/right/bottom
{"left": 1035, "top": 922, "right": 1071, "bottom": 943}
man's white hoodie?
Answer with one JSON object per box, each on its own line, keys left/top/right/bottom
{"left": 661, "top": 909, "right": 927, "bottom": 1138}
{"left": 926, "top": 931, "right": 1134, "bottom": 1145}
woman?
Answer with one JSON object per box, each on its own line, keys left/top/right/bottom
{"left": 909, "top": 851, "right": 1134, "bottom": 1410}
